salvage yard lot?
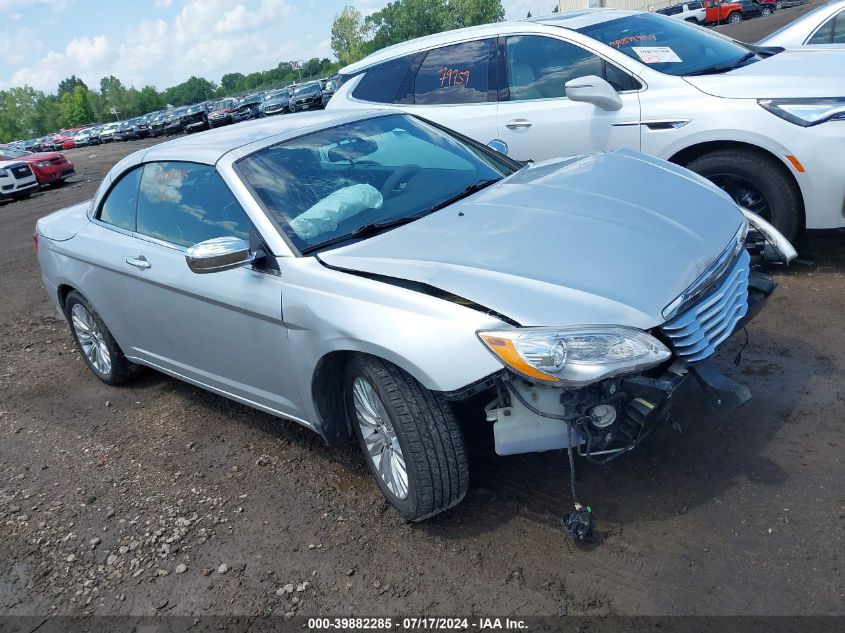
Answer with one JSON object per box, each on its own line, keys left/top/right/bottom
{"left": 1, "top": 136, "right": 843, "bottom": 616}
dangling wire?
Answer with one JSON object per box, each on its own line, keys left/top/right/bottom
{"left": 733, "top": 327, "right": 749, "bottom": 367}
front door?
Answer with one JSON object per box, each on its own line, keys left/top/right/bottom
{"left": 496, "top": 34, "right": 641, "bottom": 162}
{"left": 120, "top": 161, "right": 302, "bottom": 418}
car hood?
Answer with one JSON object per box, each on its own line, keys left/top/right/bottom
{"left": 684, "top": 49, "right": 845, "bottom": 98}
{"left": 15, "top": 152, "right": 61, "bottom": 162}
{"left": 318, "top": 150, "right": 745, "bottom": 329}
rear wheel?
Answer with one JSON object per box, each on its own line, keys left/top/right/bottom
{"left": 686, "top": 148, "right": 802, "bottom": 243}
{"left": 727, "top": 11, "right": 742, "bottom": 23}
{"left": 761, "top": 7, "right": 772, "bottom": 15}
{"left": 345, "top": 355, "right": 468, "bottom": 521}
{"left": 64, "top": 291, "right": 139, "bottom": 386}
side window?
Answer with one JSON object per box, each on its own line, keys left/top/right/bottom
{"left": 413, "top": 39, "right": 494, "bottom": 105}
{"left": 833, "top": 12, "right": 845, "bottom": 44}
{"left": 688, "top": 2, "right": 703, "bottom": 9}
{"left": 98, "top": 167, "right": 141, "bottom": 231}
{"left": 505, "top": 35, "right": 618, "bottom": 101}
{"left": 350, "top": 54, "right": 414, "bottom": 103}
{"left": 665, "top": 6, "right": 682, "bottom": 14}
{"left": 808, "top": 16, "right": 835, "bottom": 44}
{"left": 135, "top": 162, "right": 252, "bottom": 248}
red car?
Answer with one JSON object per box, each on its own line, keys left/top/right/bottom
{"left": 0, "top": 145, "right": 75, "bottom": 185}
{"left": 49, "top": 130, "right": 77, "bottom": 150}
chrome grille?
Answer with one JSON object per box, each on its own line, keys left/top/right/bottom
{"left": 661, "top": 250, "right": 750, "bottom": 363}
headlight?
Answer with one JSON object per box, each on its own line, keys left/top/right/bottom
{"left": 478, "top": 326, "right": 671, "bottom": 387}
{"left": 758, "top": 97, "right": 845, "bottom": 127}
{"left": 0, "top": 169, "right": 8, "bottom": 177}
{"left": 35, "top": 160, "right": 52, "bottom": 167}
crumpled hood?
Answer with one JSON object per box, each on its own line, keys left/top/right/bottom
{"left": 318, "top": 149, "right": 745, "bottom": 329}
{"left": 684, "top": 49, "right": 845, "bottom": 99}
{"left": 20, "top": 152, "right": 63, "bottom": 162}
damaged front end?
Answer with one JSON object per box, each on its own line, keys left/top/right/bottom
{"left": 480, "top": 211, "right": 793, "bottom": 464}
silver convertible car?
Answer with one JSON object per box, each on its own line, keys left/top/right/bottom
{"left": 35, "top": 110, "right": 795, "bottom": 523}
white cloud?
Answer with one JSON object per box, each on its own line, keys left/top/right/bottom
{"left": 153, "top": 0, "right": 172, "bottom": 8}
{"left": 0, "top": 0, "right": 321, "bottom": 92}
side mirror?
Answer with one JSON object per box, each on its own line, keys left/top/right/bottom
{"left": 185, "top": 236, "right": 253, "bottom": 274}
{"left": 487, "top": 139, "right": 509, "bottom": 155}
{"left": 565, "top": 75, "right": 623, "bottom": 112}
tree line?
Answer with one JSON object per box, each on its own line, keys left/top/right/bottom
{"left": 0, "top": 58, "right": 338, "bottom": 142}
{"left": 331, "top": 0, "right": 505, "bottom": 65}
{"left": 1, "top": 0, "right": 506, "bottom": 143}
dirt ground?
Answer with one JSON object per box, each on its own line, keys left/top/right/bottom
{"left": 0, "top": 133, "right": 842, "bottom": 618}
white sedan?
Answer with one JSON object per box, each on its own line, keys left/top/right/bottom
{"left": 329, "top": 8, "right": 845, "bottom": 242}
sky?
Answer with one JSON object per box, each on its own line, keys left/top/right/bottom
{"left": 0, "top": 0, "right": 557, "bottom": 93}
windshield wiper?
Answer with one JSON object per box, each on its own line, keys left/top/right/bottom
{"left": 301, "top": 216, "right": 421, "bottom": 255}
{"left": 685, "top": 52, "right": 757, "bottom": 77}
{"left": 428, "top": 178, "right": 501, "bottom": 214}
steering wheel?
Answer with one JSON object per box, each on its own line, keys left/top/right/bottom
{"left": 380, "top": 165, "right": 421, "bottom": 200}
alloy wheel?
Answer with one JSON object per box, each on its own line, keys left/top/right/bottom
{"left": 707, "top": 173, "right": 771, "bottom": 221}
{"left": 71, "top": 303, "right": 112, "bottom": 375}
{"left": 352, "top": 377, "right": 409, "bottom": 500}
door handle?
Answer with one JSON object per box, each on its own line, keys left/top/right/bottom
{"left": 505, "top": 119, "right": 533, "bottom": 130}
{"left": 125, "top": 256, "right": 151, "bottom": 270}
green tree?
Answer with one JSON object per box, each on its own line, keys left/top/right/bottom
{"left": 364, "top": 0, "right": 504, "bottom": 54}
{"left": 221, "top": 72, "right": 245, "bottom": 94}
{"left": 137, "top": 86, "right": 164, "bottom": 115}
{"left": 331, "top": 6, "right": 368, "bottom": 66}
{"left": 164, "top": 76, "right": 217, "bottom": 106}
{"left": 59, "top": 85, "right": 95, "bottom": 128}
{"left": 57, "top": 75, "right": 87, "bottom": 98}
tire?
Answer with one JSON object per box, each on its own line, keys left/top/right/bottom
{"left": 345, "top": 355, "right": 469, "bottom": 521}
{"left": 761, "top": 7, "right": 772, "bottom": 15}
{"left": 727, "top": 11, "right": 742, "bottom": 23}
{"left": 64, "top": 290, "right": 139, "bottom": 386}
{"left": 12, "top": 189, "right": 32, "bottom": 200}
{"left": 686, "top": 148, "right": 802, "bottom": 243}
{"left": 776, "top": 1, "right": 782, "bottom": 8}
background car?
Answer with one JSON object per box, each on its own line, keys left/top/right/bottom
{"left": 98, "top": 123, "right": 120, "bottom": 143}
{"left": 320, "top": 77, "right": 338, "bottom": 108}
{"left": 163, "top": 107, "right": 189, "bottom": 135}
{"left": 232, "top": 94, "right": 264, "bottom": 122}
{"left": 657, "top": 2, "right": 707, "bottom": 23}
{"left": 759, "top": 0, "right": 845, "bottom": 45}
{"left": 149, "top": 112, "right": 170, "bottom": 137}
{"left": 182, "top": 103, "right": 211, "bottom": 133}
{"left": 289, "top": 82, "right": 323, "bottom": 111}
{"left": 259, "top": 89, "right": 292, "bottom": 116}
{"left": 736, "top": 0, "right": 775, "bottom": 19}
{"left": 0, "top": 159, "right": 38, "bottom": 201}
{"left": 73, "top": 129, "right": 93, "bottom": 147}
{"left": 0, "top": 145, "right": 75, "bottom": 186}
{"left": 208, "top": 98, "right": 238, "bottom": 127}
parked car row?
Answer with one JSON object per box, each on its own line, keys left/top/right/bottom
{"left": 0, "top": 143, "right": 75, "bottom": 203}
{"left": 657, "top": 0, "right": 806, "bottom": 24}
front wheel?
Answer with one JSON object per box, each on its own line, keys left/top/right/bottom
{"left": 761, "top": 7, "right": 772, "bottom": 15}
{"left": 345, "top": 355, "right": 468, "bottom": 521}
{"left": 727, "top": 11, "right": 742, "bottom": 23}
{"left": 686, "top": 148, "right": 802, "bottom": 243}
{"left": 64, "top": 291, "right": 139, "bottom": 385}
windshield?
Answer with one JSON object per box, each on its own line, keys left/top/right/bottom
{"left": 576, "top": 13, "right": 755, "bottom": 76}
{"left": 237, "top": 114, "right": 518, "bottom": 254}
{"left": 213, "top": 99, "right": 235, "bottom": 110}
{"left": 294, "top": 84, "right": 319, "bottom": 96}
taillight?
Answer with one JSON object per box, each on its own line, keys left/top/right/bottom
{"left": 33, "top": 233, "right": 39, "bottom": 253}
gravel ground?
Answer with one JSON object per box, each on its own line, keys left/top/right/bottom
{"left": 0, "top": 129, "right": 843, "bottom": 617}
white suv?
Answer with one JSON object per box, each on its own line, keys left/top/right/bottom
{"left": 329, "top": 9, "right": 845, "bottom": 242}
{"left": 0, "top": 160, "right": 38, "bottom": 202}
{"left": 656, "top": 2, "right": 707, "bottom": 24}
